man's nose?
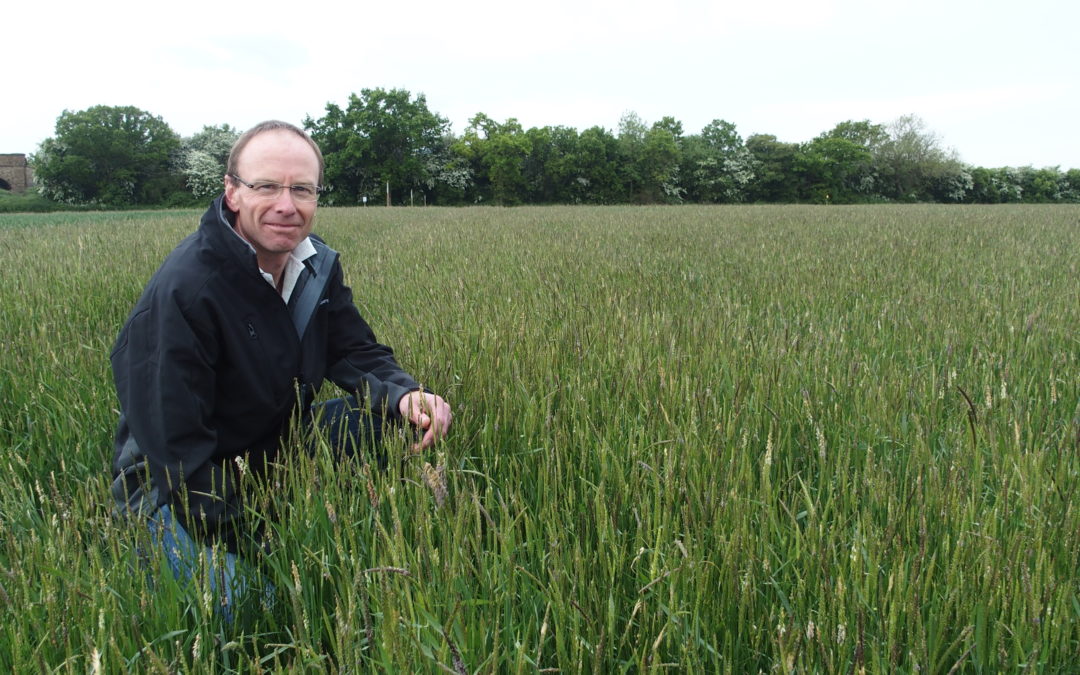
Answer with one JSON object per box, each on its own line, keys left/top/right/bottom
{"left": 272, "top": 188, "right": 299, "bottom": 210}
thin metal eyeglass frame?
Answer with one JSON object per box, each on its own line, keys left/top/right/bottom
{"left": 229, "top": 174, "right": 323, "bottom": 202}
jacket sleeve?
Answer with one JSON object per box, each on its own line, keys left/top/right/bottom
{"left": 111, "top": 284, "right": 221, "bottom": 508}
{"left": 322, "top": 259, "right": 420, "bottom": 419}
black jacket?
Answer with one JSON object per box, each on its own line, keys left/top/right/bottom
{"left": 111, "top": 195, "right": 420, "bottom": 550}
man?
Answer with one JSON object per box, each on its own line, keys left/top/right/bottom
{"left": 110, "top": 121, "right": 451, "bottom": 602}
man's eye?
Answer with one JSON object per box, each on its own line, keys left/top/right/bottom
{"left": 253, "top": 182, "right": 280, "bottom": 193}
{"left": 291, "top": 185, "right": 317, "bottom": 198}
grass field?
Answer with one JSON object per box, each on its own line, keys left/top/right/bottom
{"left": 1, "top": 204, "right": 1078, "bottom": 672}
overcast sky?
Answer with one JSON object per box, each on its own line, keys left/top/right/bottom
{"left": 5, "top": 0, "right": 1077, "bottom": 169}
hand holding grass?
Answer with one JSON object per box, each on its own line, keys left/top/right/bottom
{"left": 399, "top": 390, "right": 452, "bottom": 451}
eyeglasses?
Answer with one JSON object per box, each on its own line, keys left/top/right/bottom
{"left": 230, "top": 175, "right": 322, "bottom": 202}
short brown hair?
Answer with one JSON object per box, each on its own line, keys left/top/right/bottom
{"left": 226, "top": 120, "right": 325, "bottom": 185}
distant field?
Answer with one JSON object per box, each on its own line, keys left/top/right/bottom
{"left": 1, "top": 204, "right": 1078, "bottom": 672}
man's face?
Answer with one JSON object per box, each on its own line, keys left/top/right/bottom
{"left": 224, "top": 130, "right": 320, "bottom": 264}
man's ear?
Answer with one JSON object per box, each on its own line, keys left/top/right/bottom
{"left": 223, "top": 176, "right": 238, "bottom": 210}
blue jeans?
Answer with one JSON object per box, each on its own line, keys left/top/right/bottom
{"left": 146, "top": 397, "right": 389, "bottom": 621}
{"left": 147, "top": 504, "right": 267, "bottom": 623}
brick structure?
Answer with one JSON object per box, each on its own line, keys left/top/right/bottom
{"left": 0, "top": 154, "right": 34, "bottom": 193}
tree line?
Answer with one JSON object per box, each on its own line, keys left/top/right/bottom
{"left": 27, "top": 90, "right": 1080, "bottom": 208}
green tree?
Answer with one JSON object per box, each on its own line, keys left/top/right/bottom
{"left": 522, "top": 126, "right": 580, "bottom": 204}
{"left": 617, "top": 112, "right": 682, "bottom": 203}
{"left": 701, "top": 119, "right": 742, "bottom": 154}
{"left": 820, "top": 119, "right": 888, "bottom": 152}
{"left": 969, "top": 166, "right": 1022, "bottom": 203}
{"left": 745, "top": 134, "right": 800, "bottom": 202}
{"left": 483, "top": 118, "right": 530, "bottom": 206}
{"left": 449, "top": 113, "right": 493, "bottom": 203}
{"left": 812, "top": 120, "right": 886, "bottom": 200}
{"left": 1063, "top": 169, "right": 1080, "bottom": 202}
{"left": 567, "top": 126, "right": 623, "bottom": 204}
{"left": 305, "top": 88, "right": 449, "bottom": 205}
{"left": 642, "top": 122, "right": 683, "bottom": 202}
{"left": 1019, "top": 166, "right": 1066, "bottom": 202}
{"left": 796, "top": 136, "right": 873, "bottom": 203}
{"left": 616, "top": 111, "right": 649, "bottom": 200}
{"left": 32, "top": 105, "right": 180, "bottom": 206}
{"left": 451, "top": 114, "right": 531, "bottom": 205}
{"left": 681, "top": 119, "right": 756, "bottom": 203}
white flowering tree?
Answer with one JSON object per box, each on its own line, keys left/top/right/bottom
{"left": 874, "top": 114, "right": 962, "bottom": 201}
{"left": 177, "top": 125, "right": 240, "bottom": 202}
{"left": 681, "top": 120, "right": 757, "bottom": 203}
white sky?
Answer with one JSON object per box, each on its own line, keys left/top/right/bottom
{"left": 5, "top": 0, "right": 1078, "bottom": 169}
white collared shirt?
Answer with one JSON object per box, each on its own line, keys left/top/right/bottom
{"left": 265, "top": 237, "right": 317, "bottom": 303}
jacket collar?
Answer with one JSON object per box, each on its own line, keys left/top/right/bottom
{"left": 200, "top": 193, "right": 331, "bottom": 277}
{"left": 197, "top": 194, "right": 260, "bottom": 274}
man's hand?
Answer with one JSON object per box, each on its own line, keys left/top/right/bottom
{"left": 399, "top": 391, "right": 452, "bottom": 451}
